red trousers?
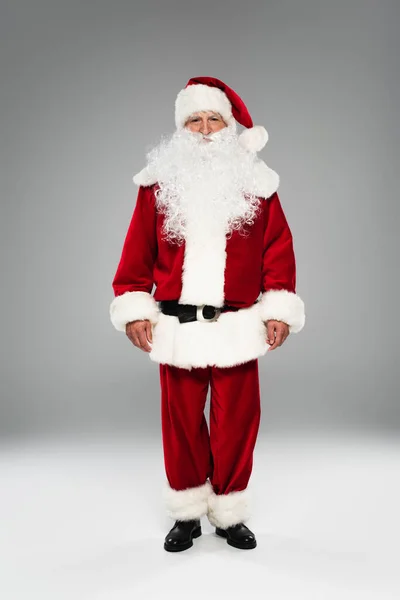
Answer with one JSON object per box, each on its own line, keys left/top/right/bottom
{"left": 159, "top": 359, "right": 261, "bottom": 528}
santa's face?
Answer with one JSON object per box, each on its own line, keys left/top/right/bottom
{"left": 184, "top": 111, "right": 227, "bottom": 142}
{"left": 145, "top": 119, "right": 261, "bottom": 245}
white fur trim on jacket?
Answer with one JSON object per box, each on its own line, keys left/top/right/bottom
{"left": 259, "top": 289, "right": 305, "bottom": 334}
{"left": 133, "top": 157, "right": 279, "bottom": 201}
{"left": 148, "top": 301, "right": 270, "bottom": 370}
{"left": 109, "top": 291, "right": 160, "bottom": 332}
{"left": 163, "top": 480, "right": 213, "bottom": 521}
{"left": 207, "top": 487, "right": 252, "bottom": 528}
{"left": 132, "top": 167, "right": 157, "bottom": 187}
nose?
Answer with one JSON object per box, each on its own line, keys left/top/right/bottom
{"left": 200, "top": 120, "right": 211, "bottom": 135}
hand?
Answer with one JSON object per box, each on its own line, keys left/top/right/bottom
{"left": 264, "top": 320, "right": 290, "bottom": 351}
{"left": 126, "top": 319, "right": 153, "bottom": 352}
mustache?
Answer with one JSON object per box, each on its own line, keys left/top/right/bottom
{"left": 189, "top": 131, "right": 215, "bottom": 142}
{"left": 187, "top": 129, "right": 236, "bottom": 147}
{"left": 146, "top": 125, "right": 242, "bottom": 166}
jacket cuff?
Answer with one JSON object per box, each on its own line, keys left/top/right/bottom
{"left": 259, "top": 289, "right": 305, "bottom": 333}
{"left": 109, "top": 291, "right": 160, "bottom": 332}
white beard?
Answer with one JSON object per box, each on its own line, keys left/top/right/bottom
{"left": 145, "top": 124, "right": 262, "bottom": 245}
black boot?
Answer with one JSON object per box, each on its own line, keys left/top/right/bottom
{"left": 215, "top": 522, "right": 257, "bottom": 549}
{"left": 164, "top": 519, "right": 202, "bottom": 552}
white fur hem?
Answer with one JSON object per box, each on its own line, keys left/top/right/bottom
{"left": 148, "top": 301, "right": 270, "bottom": 370}
{"left": 163, "top": 480, "right": 213, "bottom": 521}
{"left": 259, "top": 289, "right": 305, "bottom": 333}
{"left": 109, "top": 291, "right": 160, "bottom": 332}
{"left": 207, "top": 488, "right": 252, "bottom": 528}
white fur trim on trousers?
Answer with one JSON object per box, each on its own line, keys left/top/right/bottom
{"left": 162, "top": 480, "right": 213, "bottom": 521}
{"left": 207, "top": 488, "right": 252, "bottom": 528}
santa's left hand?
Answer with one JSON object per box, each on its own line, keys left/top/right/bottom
{"left": 265, "top": 320, "right": 290, "bottom": 351}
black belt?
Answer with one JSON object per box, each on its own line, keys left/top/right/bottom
{"left": 159, "top": 299, "right": 240, "bottom": 324}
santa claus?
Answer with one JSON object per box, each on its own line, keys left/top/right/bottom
{"left": 109, "top": 77, "right": 305, "bottom": 552}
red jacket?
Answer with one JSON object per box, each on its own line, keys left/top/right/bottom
{"left": 110, "top": 180, "right": 305, "bottom": 370}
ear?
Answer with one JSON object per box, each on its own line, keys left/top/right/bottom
{"left": 238, "top": 126, "right": 269, "bottom": 153}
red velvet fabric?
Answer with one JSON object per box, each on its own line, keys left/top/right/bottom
{"left": 111, "top": 184, "right": 297, "bottom": 306}
{"left": 159, "top": 359, "right": 261, "bottom": 494}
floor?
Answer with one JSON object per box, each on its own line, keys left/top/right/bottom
{"left": 1, "top": 430, "right": 399, "bottom": 599}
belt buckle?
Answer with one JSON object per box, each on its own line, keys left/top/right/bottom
{"left": 196, "top": 304, "right": 221, "bottom": 323}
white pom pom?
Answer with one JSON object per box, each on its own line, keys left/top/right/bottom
{"left": 238, "top": 125, "right": 269, "bottom": 153}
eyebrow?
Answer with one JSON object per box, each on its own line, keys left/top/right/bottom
{"left": 190, "top": 113, "right": 221, "bottom": 119}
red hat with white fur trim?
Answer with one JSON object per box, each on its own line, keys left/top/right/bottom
{"left": 175, "top": 76, "right": 269, "bottom": 153}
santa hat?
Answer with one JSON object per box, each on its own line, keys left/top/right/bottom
{"left": 175, "top": 76, "right": 269, "bottom": 153}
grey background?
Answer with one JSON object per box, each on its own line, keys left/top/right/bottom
{"left": 1, "top": 0, "right": 399, "bottom": 438}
